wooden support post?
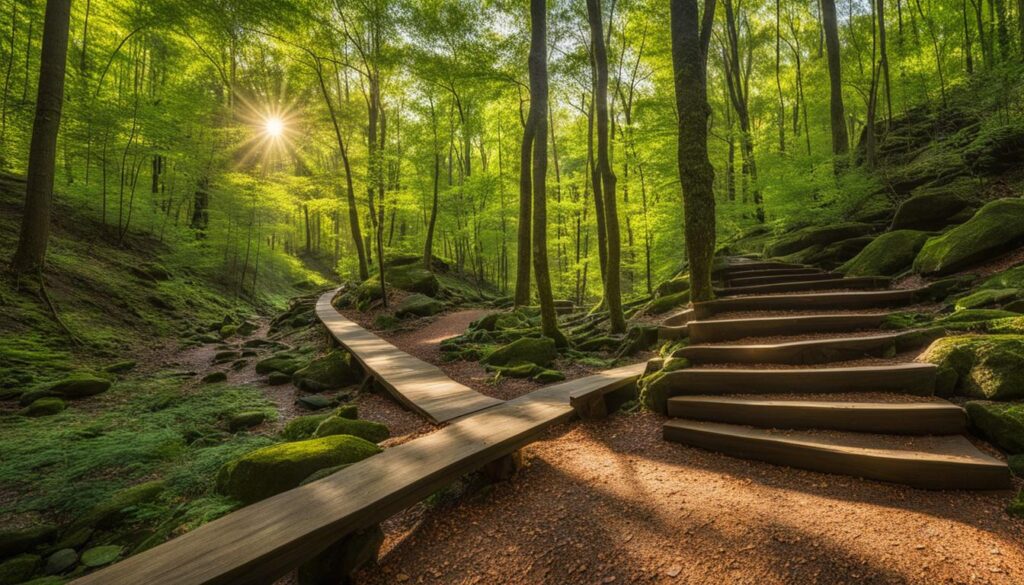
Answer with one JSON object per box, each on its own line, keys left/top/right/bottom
{"left": 298, "top": 524, "right": 384, "bottom": 585}
{"left": 481, "top": 450, "right": 524, "bottom": 482}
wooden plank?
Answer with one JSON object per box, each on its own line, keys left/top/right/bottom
{"left": 316, "top": 291, "right": 503, "bottom": 423}
{"left": 70, "top": 362, "right": 647, "bottom": 585}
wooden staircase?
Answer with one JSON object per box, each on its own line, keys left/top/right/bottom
{"left": 657, "top": 259, "right": 1011, "bottom": 490}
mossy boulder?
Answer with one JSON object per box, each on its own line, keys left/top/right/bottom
{"left": 0, "top": 525, "right": 55, "bottom": 558}
{"left": 21, "top": 397, "right": 66, "bottom": 417}
{"left": 964, "top": 401, "right": 1024, "bottom": 454}
{"left": 801, "top": 236, "right": 876, "bottom": 268}
{"left": 954, "top": 288, "right": 1021, "bottom": 311}
{"left": 227, "top": 411, "right": 268, "bottom": 432}
{"left": 393, "top": 294, "right": 445, "bottom": 318}
{"left": 913, "top": 199, "right": 1024, "bottom": 276}
{"left": 217, "top": 435, "right": 381, "bottom": 504}
{"left": 0, "top": 554, "right": 40, "bottom": 585}
{"left": 291, "top": 351, "right": 361, "bottom": 393}
{"left": 921, "top": 335, "right": 1024, "bottom": 399}
{"left": 962, "top": 123, "right": 1024, "bottom": 173}
{"left": 482, "top": 337, "right": 557, "bottom": 368}
{"left": 385, "top": 264, "right": 440, "bottom": 296}
{"left": 267, "top": 371, "right": 291, "bottom": 385}
{"left": 48, "top": 374, "right": 111, "bottom": 399}
{"left": 80, "top": 545, "right": 123, "bottom": 568}
{"left": 255, "top": 353, "right": 307, "bottom": 376}
{"left": 764, "top": 222, "right": 874, "bottom": 258}
{"left": 890, "top": 179, "right": 977, "bottom": 230}
{"left": 980, "top": 265, "right": 1024, "bottom": 290}
{"left": 297, "top": 395, "right": 333, "bottom": 411}
{"left": 201, "top": 371, "right": 227, "bottom": 384}
{"left": 840, "top": 230, "right": 930, "bottom": 276}
{"left": 533, "top": 369, "right": 565, "bottom": 383}
{"left": 636, "top": 358, "right": 692, "bottom": 414}
{"left": 281, "top": 406, "right": 359, "bottom": 441}
{"left": 646, "top": 290, "right": 690, "bottom": 315}
{"left": 314, "top": 416, "right": 390, "bottom": 443}
{"left": 469, "top": 313, "right": 501, "bottom": 331}
{"left": 654, "top": 275, "right": 690, "bottom": 297}
{"left": 44, "top": 548, "right": 77, "bottom": 575}
{"left": 488, "top": 362, "right": 543, "bottom": 378}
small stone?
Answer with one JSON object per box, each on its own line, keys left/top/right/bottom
{"left": 80, "top": 544, "right": 123, "bottom": 567}
{"left": 267, "top": 371, "right": 292, "bottom": 386}
{"left": 201, "top": 372, "right": 227, "bottom": 384}
{"left": 45, "top": 548, "right": 77, "bottom": 575}
{"left": 297, "top": 395, "right": 333, "bottom": 410}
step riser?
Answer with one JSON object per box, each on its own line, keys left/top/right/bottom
{"left": 719, "top": 277, "right": 890, "bottom": 297}
{"left": 694, "top": 290, "right": 921, "bottom": 320}
{"left": 721, "top": 267, "right": 824, "bottom": 280}
{"left": 688, "top": 315, "right": 889, "bottom": 343}
{"left": 667, "top": 402, "right": 967, "bottom": 435}
{"left": 658, "top": 367, "right": 937, "bottom": 396}
{"left": 662, "top": 425, "right": 1011, "bottom": 490}
{"left": 680, "top": 337, "right": 901, "bottom": 365}
{"left": 728, "top": 273, "right": 842, "bottom": 287}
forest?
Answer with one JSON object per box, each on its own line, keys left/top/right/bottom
{"left": 2, "top": 0, "right": 1024, "bottom": 583}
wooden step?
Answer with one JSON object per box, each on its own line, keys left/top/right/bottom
{"left": 728, "top": 272, "right": 843, "bottom": 287}
{"left": 655, "top": 363, "right": 937, "bottom": 396}
{"left": 722, "top": 267, "right": 825, "bottom": 281}
{"left": 718, "top": 262, "right": 805, "bottom": 275}
{"left": 693, "top": 289, "right": 925, "bottom": 319}
{"left": 678, "top": 331, "right": 924, "bottom": 365}
{"left": 667, "top": 396, "right": 967, "bottom": 434}
{"left": 687, "top": 313, "right": 891, "bottom": 343}
{"left": 662, "top": 420, "right": 1011, "bottom": 490}
{"left": 718, "top": 276, "right": 892, "bottom": 297}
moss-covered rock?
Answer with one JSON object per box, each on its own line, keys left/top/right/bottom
{"left": 964, "top": 401, "right": 1024, "bottom": 454}
{"left": 280, "top": 406, "right": 359, "bottom": 441}
{"left": 393, "top": 294, "right": 445, "bottom": 318}
{"left": 979, "top": 265, "right": 1024, "bottom": 290}
{"left": 921, "top": 335, "right": 1024, "bottom": 399}
{"left": 254, "top": 353, "right": 307, "bottom": 376}
{"left": 313, "top": 416, "right": 390, "bottom": 443}
{"left": 103, "top": 361, "right": 136, "bottom": 374}
{"left": 21, "top": 397, "right": 66, "bottom": 417}
{"left": 839, "top": 230, "right": 930, "bottom": 276}
{"left": 764, "top": 222, "right": 874, "bottom": 258}
{"left": 1009, "top": 454, "right": 1024, "bottom": 477}
{"left": 44, "top": 548, "right": 77, "bottom": 575}
{"left": 48, "top": 374, "right": 111, "bottom": 399}
{"left": 217, "top": 435, "right": 381, "bottom": 504}
{"left": 962, "top": 123, "right": 1024, "bottom": 173}
{"left": 1008, "top": 490, "right": 1024, "bottom": 518}
{"left": 890, "top": 179, "right": 977, "bottom": 230}
{"left": 936, "top": 309, "right": 1020, "bottom": 329}
{"left": 533, "top": 369, "right": 565, "bottom": 383}
{"left": 654, "top": 275, "right": 690, "bottom": 297}
{"left": 385, "top": 264, "right": 440, "bottom": 296}
{"left": 488, "top": 362, "right": 542, "bottom": 378}
{"left": 913, "top": 199, "right": 1024, "bottom": 275}
{"left": 201, "top": 371, "right": 227, "bottom": 384}
{"left": 227, "top": 411, "right": 268, "bottom": 433}
{"left": 291, "top": 350, "right": 361, "bottom": 393}
{"left": 267, "top": 371, "right": 292, "bottom": 385}
{"left": 0, "top": 525, "right": 55, "bottom": 558}
{"left": 80, "top": 545, "right": 123, "bottom": 568}
{"left": 646, "top": 290, "right": 691, "bottom": 315}
{"left": 0, "top": 554, "right": 40, "bottom": 585}
{"left": 297, "top": 395, "right": 333, "bottom": 410}
{"left": 954, "top": 288, "right": 1021, "bottom": 311}
{"left": 482, "top": 337, "right": 557, "bottom": 368}
{"left": 636, "top": 358, "right": 691, "bottom": 414}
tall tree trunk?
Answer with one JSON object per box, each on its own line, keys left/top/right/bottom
{"left": 514, "top": 92, "right": 535, "bottom": 307}
{"left": 528, "top": 0, "right": 562, "bottom": 343}
{"left": 775, "top": 0, "right": 786, "bottom": 153}
{"left": 424, "top": 98, "right": 441, "bottom": 271}
{"left": 670, "top": 0, "right": 717, "bottom": 302}
{"left": 587, "top": 0, "right": 626, "bottom": 334}
{"left": 822, "top": 0, "right": 850, "bottom": 163}
{"left": 10, "top": 0, "right": 71, "bottom": 276}
{"left": 877, "top": 0, "right": 892, "bottom": 123}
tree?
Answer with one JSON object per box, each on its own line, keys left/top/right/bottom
{"left": 586, "top": 0, "right": 626, "bottom": 334}
{"left": 722, "top": 0, "right": 764, "bottom": 222}
{"left": 10, "top": 0, "right": 72, "bottom": 277}
{"left": 821, "top": 0, "right": 850, "bottom": 162}
{"left": 524, "top": 0, "right": 562, "bottom": 343}
{"left": 671, "top": 0, "right": 717, "bottom": 302}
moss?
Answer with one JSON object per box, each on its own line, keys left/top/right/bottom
{"left": 890, "top": 178, "right": 977, "bottom": 230}
{"left": 216, "top": 435, "right": 381, "bottom": 504}
{"left": 254, "top": 353, "right": 307, "bottom": 376}
{"left": 921, "top": 335, "right": 1024, "bottom": 399}
{"left": 267, "top": 371, "right": 291, "bottom": 385}
{"left": 80, "top": 544, "right": 123, "bottom": 567}
{"left": 482, "top": 337, "right": 557, "bottom": 368}
{"left": 201, "top": 372, "right": 227, "bottom": 384}
{"left": 1009, "top": 490, "right": 1024, "bottom": 518}
{"left": 646, "top": 291, "right": 691, "bottom": 315}
{"left": 988, "top": 317, "right": 1024, "bottom": 334}
{"left": 964, "top": 401, "right": 1024, "bottom": 454}
{"left": 488, "top": 362, "right": 542, "bottom": 378}
{"left": 942, "top": 309, "right": 1020, "bottom": 323}
{"left": 0, "top": 554, "right": 40, "bottom": 585}
{"left": 913, "top": 199, "right": 1024, "bottom": 275}
{"left": 313, "top": 416, "right": 390, "bottom": 443}
{"left": 227, "top": 411, "right": 268, "bottom": 433}
{"left": 291, "top": 350, "right": 361, "bottom": 392}
{"left": 394, "top": 294, "right": 445, "bottom": 318}
{"left": 0, "top": 525, "right": 55, "bottom": 558}
{"left": 469, "top": 313, "right": 501, "bottom": 331}
{"left": 1009, "top": 454, "right": 1024, "bottom": 477}
{"left": 21, "top": 397, "right": 66, "bottom": 417}
{"left": 954, "top": 288, "right": 1021, "bottom": 311}
{"left": 384, "top": 264, "right": 440, "bottom": 296}
{"left": 44, "top": 548, "right": 77, "bottom": 574}
{"left": 103, "top": 360, "right": 136, "bottom": 374}
{"left": 980, "top": 265, "right": 1024, "bottom": 290}
{"left": 575, "top": 336, "right": 619, "bottom": 351}
{"left": 533, "top": 369, "right": 565, "bottom": 383}
{"left": 48, "top": 374, "right": 111, "bottom": 399}
{"left": 219, "top": 324, "right": 238, "bottom": 339}
{"left": 840, "top": 230, "right": 930, "bottom": 276}
{"left": 654, "top": 275, "right": 690, "bottom": 297}
{"left": 281, "top": 406, "right": 356, "bottom": 441}
{"left": 68, "top": 481, "right": 167, "bottom": 533}
{"left": 764, "top": 222, "right": 874, "bottom": 258}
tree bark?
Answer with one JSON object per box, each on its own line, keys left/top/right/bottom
{"left": 587, "top": 0, "right": 626, "bottom": 334}
{"left": 528, "top": 0, "right": 562, "bottom": 343}
{"left": 514, "top": 88, "right": 535, "bottom": 306}
{"left": 11, "top": 0, "right": 71, "bottom": 276}
{"left": 424, "top": 97, "right": 441, "bottom": 271}
{"left": 670, "top": 0, "right": 717, "bottom": 303}
{"left": 822, "top": 0, "right": 850, "bottom": 161}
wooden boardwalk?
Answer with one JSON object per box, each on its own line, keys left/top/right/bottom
{"left": 316, "top": 290, "right": 503, "bottom": 423}
{"left": 70, "top": 362, "right": 646, "bottom": 585}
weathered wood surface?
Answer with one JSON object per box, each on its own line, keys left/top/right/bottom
{"left": 316, "top": 290, "right": 503, "bottom": 423}
{"left": 71, "top": 362, "right": 647, "bottom": 585}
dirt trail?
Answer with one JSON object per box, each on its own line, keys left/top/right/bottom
{"left": 387, "top": 309, "right": 493, "bottom": 363}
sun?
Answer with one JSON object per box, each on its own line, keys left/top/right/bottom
{"left": 265, "top": 117, "right": 285, "bottom": 138}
